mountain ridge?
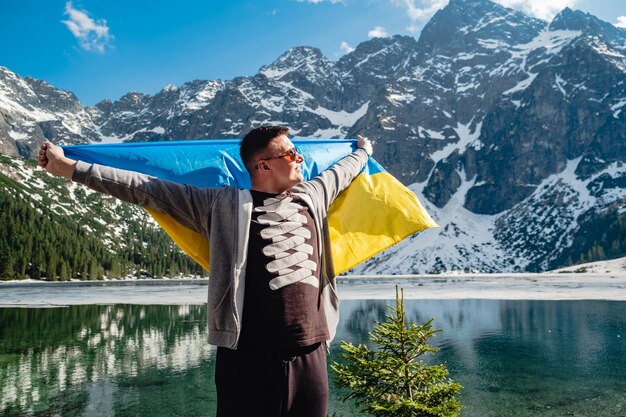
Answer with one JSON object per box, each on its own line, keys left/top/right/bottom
{"left": 1, "top": 0, "right": 625, "bottom": 274}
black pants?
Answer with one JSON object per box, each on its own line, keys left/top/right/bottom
{"left": 215, "top": 342, "right": 328, "bottom": 417}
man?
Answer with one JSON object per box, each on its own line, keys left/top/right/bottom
{"left": 38, "top": 126, "right": 372, "bottom": 417}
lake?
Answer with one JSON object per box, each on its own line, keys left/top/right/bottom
{"left": 1, "top": 298, "right": 625, "bottom": 416}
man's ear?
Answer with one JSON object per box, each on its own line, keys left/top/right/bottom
{"left": 259, "top": 162, "right": 270, "bottom": 171}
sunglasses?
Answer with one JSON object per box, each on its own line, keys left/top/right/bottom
{"left": 256, "top": 147, "right": 300, "bottom": 168}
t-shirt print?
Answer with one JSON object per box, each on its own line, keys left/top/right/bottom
{"left": 254, "top": 195, "right": 319, "bottom": 290}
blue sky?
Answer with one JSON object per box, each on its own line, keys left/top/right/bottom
{"left": 1, "top": 0, "right": 624, "bottom": 106}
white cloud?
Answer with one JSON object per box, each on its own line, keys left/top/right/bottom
{"left": 340, "top": 41, "right": 355, "bottom": 53}
{"left": 61, "top": 2, "right": 112, "bottom": 53}
{"left": 391, "top": 0, "right": 580, "bottom": 34}
{"left": 391, "top": 0, "right": 447, "bottom": 34}
{"left": 616, "top": 16, "right": 626, "bottom": 28}
{"left": 494, "top": 0, "right": 578, "bottom": 21}
{"left": 368, "top": 26, "right": 389, "bottom": 38}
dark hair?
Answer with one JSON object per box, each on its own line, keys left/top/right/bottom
{"left": 240, "top": 126, "right": 289, "bottom": 173}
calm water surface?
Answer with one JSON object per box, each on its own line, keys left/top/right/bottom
{"left": 1, "top": 300, "right": 625, "bottom": 416}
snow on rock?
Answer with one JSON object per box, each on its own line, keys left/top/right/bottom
{"left": 611, "top": 98, "right": 626, "bottom": 118}
{"left": 503, "top": 72, "right": 537, "bottom": 95}
{"left": 308, "top": 101, "right": 369, "bottom": 127}
{"left": 494, "top": 158, "right": 626, "bottom": 271}
{"left": 551, "top": 256, "right": 626, "bottom": 274}
{"left": 355, "top": 173, "right": 509, "bottom": 275}
{"left": 179, "top": 80, "right": 224, "bottom": 111}
{"left": 388, "top": 93, "right": 416, "bottom": 105}
{"left": 430, "top": 121, "right": 483, "bottom": 163}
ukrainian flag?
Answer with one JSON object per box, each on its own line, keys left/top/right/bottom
{"left": 64, "top": 139, "right": 437, "bottom": 274}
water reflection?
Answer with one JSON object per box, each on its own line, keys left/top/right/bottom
{"left": 0, "top": 305, "right": 214, "bottom": 415}
{"left": 0, "top": 300, "right": 625, "bottom": 416}
{"left": 334, "top": 300, "right": 626, "bottom": 416}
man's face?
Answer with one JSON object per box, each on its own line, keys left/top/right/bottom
{"left": 258, "top": 134, "right": 304, "bottom": 191}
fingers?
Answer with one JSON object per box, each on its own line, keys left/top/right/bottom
{"left": 38, "top": 141, "right": 53, "bottom": 168}
{"left": 357, "top": 135, "right": 370, "bottom": 144}
{"left": 356, "top": 135, "right": 374, "bottom": 156}
{"left": 38, "top": 143, "right": 48, "bottom": 168}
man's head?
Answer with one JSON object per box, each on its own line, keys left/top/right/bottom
{"left": 240, "top": 126, "right": 304, "bottom": 193}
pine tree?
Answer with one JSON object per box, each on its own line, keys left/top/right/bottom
{"left": 0, "top": 242, "right": 15, "bottom": 280}
{"left": 88, "top": 258, "right": 98, "bottom": 281}
{"left": 168, "top": 259, "right": 179, "bottom": 278}
{"left": 109, "top": 258, "right": 122, "bottom": 279}
{"left": 0, "top": 185, "right": 205, "bottom": 281}
{"left": 59, "top": 260, "right": 71, "bottom": 281}
{"left": 46, "top": 253, "right": 59, "bottom": 281}
{"left": 332, "top": 288, "right": 462, "bottom": 417}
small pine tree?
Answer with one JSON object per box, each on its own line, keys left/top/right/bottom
{"left": 109, "top": 258, "right": 122, "bottom": 279}
{"left": 88, "top": 258, "right": 98, "bottom": 281}
{"left": 332, "top": 287, "right": 462, "bottom": 417}
{"left": 59, "top": 260, "right": 71, "bottom": 281}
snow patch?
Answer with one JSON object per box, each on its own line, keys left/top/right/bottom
{"left": 503, "top": 73, "right": 537, "bottom": 95}
{"left": 430, "top": 121, "right": 483, "bottom": 163}
{"left": 97, "top": 126, "right": 166, "bottom": 144}
{"left": 419, "top": 127, "right": 445, "bottom": 140}
{"left": 477, "top": 39, "right": 508, "bottom": 50}
{"left": 307, "top": 102, "right": 369, "bottom": 127}
{"left": 473, "top": 14, "right": 509, "bottom": 32}
{"left": 180, "top": 81, "right": 223, "bottom": 111}
{"left": 611, "top": 98, "right": 626, "bottom": 118}
{"left": 311, "top": 127, "right": 343, "bottom": 138}
{"left": 8, "top": 130, "right": 28, "bottom": 140}
{"left": 388, "top": 93, "right": 416, "bottom": 105}
{"left": 554, "top": 74, "right": 567, "bottom": 97}
{"left": 514, "top": 30, "right": 581, "bottom": 57}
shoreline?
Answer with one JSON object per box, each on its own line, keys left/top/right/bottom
{"left": 1, "top": 270, "right": 623, "bottom": 286}
{"left": 1, "top": 272, "right": 626, "bottom": 306}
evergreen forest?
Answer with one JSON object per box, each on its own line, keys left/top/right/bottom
{"left": 0, "top": 166, "right": 204, "bottom": 281}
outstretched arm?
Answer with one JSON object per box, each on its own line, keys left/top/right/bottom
{"left": 294, "top": 135, "right": 373, "bottom": 211}
{"left": 37, "top": 141, "right": 218, "bottom": 235}
{"left": 38, "top": 142, "right": 77, "bottom": 179}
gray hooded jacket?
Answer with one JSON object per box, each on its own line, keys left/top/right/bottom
{"left": 72, "top": 148, "right": 370, "bottom": 348}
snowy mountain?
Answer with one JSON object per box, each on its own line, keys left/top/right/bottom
{"left": 1, "top": 0, "right": 626, "bottom": 274}
{"left": 0, "top": 154, "right": 203, "bottom": 280}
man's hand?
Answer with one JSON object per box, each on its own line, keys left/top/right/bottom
{"left": 357, "top": 135, "right": 373, "bottom": 156}
{"left": 38, "top": 141, "right": 77, "bottom": 179}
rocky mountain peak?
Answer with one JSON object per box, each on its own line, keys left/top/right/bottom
{"left": 0, "top": 68, "right": 82, "bottom": 116}
{"left": 435, "top": 0, "right": 521, "bottom": 25}
{"left": 259, "top": 46, "right": 331, "bottom": 80}
{"left": 24, "top": 77, "right": 78, "bottom": 100}
{"left": 446, "top": 0, "right": 497, "bottom": 10}
{"left": 0, "top": 67, "right": 32, "bottom": 95}
{"left": 336, "top": 35, "right": 419, "bottom": 79}
{"left": 0, "top": 66, "right": 16, "bottom": 79}
{"left": 95, "top": 98, "right": 113, "bottom": 108}
{"left": 550, "top": 7, "right": 596, "bottom": 30}
{"left": 551, "top": 7, "right": 599, "bottom": 30}
{"left": 110, "top": 91, "right": 151, "bottom": 114}
{"left": 550, "top": 7, "right": 626, "bottom": 46}
{"left": 118, "top": 91, "right": 149, "bottom": 103}
{"left": 417, "top": 0, "right": 544, "bottom": 55}
{"left": 350, "top": 34, "right": 417, "bottom": 56}
{"left": 94, "top": 98, "right": 113, "bottom": 115}
{"left": 1, "top": 4, "right": 625, "bottom": 273}
{"left": 161, "top": 83, "right": 178, "bottom": 93}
